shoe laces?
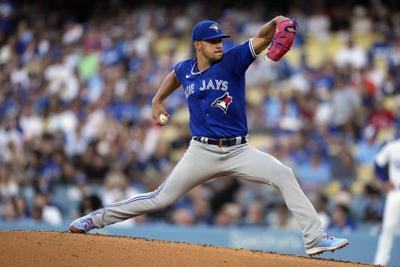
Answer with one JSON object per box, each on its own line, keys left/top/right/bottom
{"left": 324, "top": 235, "right": 335, "bottom": 240}
{"left": 83, "top": 217, "right": 95, "bottom": 231}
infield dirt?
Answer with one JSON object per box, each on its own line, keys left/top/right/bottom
{"left": 0, "top": 231, "right": 374, "bottom": 267}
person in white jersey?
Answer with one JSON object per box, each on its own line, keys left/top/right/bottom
{"left": 374, "top": 133, "right": 400, "bottom": 266}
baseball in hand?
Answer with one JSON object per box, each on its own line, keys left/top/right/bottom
{"left": 159, "top": 114, "right": 168, "bottom": 124}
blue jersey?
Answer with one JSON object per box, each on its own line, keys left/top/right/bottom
{"left": 174, "top": 40, "right": 257, "bottom": 138}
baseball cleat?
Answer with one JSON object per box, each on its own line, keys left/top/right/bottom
{"left": 69, "top": 212, "right": 98, "bottom": 233}
{"left": 306, "top": 235, "right": 349, "bottom": 256}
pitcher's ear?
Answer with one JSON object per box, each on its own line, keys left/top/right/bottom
{"left": 194, "top": 41, "right": 203, "bottom": 51}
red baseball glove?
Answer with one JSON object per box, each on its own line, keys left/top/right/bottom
{"left": 266, "top": 19, "right": 297, "bottom": 61}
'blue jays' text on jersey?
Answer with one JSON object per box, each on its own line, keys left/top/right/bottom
{"left": 174, "top": 39, "right": 257, "bottom": 138}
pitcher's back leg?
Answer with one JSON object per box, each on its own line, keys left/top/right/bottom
{"left": 85, "top": 141, "right": 222, "bottom": 229}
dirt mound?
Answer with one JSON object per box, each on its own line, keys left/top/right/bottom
{"left": 0, "top": 231, "right": 371, "bottom": 267}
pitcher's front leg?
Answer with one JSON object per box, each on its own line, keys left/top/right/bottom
{"left": 227, "top": 145, "right": 326, "bottom": 247}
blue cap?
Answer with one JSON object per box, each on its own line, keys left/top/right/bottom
{"left": 192, "top": 20, "right": 230, "bottom": 41}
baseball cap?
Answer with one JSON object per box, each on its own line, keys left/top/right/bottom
{"left": 192, "top": 20, "right": 230, "bottom": 41}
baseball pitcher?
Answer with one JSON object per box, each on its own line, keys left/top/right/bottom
{"left": 69, "top": 16, "right": 349, "bottom": 256}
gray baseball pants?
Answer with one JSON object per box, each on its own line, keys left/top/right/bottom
{"left": 91, "top": 139, "right": 326, "bottom": 248}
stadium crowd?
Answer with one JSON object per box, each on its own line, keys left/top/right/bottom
{"left": 0, "top": 0, "right": 399, "bottom": 232}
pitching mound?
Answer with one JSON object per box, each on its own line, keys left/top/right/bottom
{"left": 0, "top": 231, "right": 370, "bottom": 267}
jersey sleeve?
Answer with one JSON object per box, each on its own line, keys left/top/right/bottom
{"left": 173, "top": 61, "right": 185, "bottom": 83}
{"left": 375, "top": 143, "right": 390, "bottom": 167}
{"left": 223, "top": 38, "right": 257, "bottom": 75}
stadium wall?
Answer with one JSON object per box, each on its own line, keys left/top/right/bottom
{"left": 0, "top": 222, "right": 399, "bottom": 265}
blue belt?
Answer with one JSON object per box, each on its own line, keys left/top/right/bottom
{"left": 192, "top": 136, "right": 247, "bottom": 147}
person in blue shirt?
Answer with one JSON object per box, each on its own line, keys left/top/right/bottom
{"left": 69, "top": 17, "right": 349, "bottom": 256}
{"left": 328, "top": 203, "right": 356, "bottom": 234}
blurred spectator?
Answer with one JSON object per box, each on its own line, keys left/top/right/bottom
{"left": 307, "top": 5, "right": 330, "bottom": 41}
{"left": 361, "top": 183, "right": 384, "bottom": 222}
{"left": 44, "top": 55, "right": 79, "bottom": 102}
{"left": 329, "top": 137, "right": 356, "bottom": 185}
{"left": 1, "top": 196, "right": 26, "bottom": 221}
{"left": 172, "top": 208, "right": 195, "bottom": 226}
{"left": 0, "top": 117, "right": 23, "bottom": 163}
{"left": 0, "top": 0, "right": 16, "bottom": 35}
{"left": 368, "top": 99, "right": 394, "bottom": 130}
{"left": 242, "top": 199, "right": 266, "bottom": 226}
{"left": 335, "top": 36, "right": 368, "bottom": 69}
{"left": 0, "top": 167, "right": 19, "bottom": 198}
{"left": 328, "top": 203, "right": 356, "bottom": 234}
{"left": 215, "top": 203, "right": 242, "bottom": 227}
{"left": 79, "top": 194, "right": 103, "bottom": 217}
{"left": 209, "top": 179, "right": 240, "bottom": 216}
{"left": 351, "top": 6, "right": 372, "bottom": 35}
{"left": 133, "top": 214, "right": 148, "bottom": 225}
{"left": 102, "top": 170, "right": 140, "bottom": 206}
{"left": 267, "top": 202, "right": 299, "bottom": 230}
{"left": 330, "top": 74, "right": 361, "bottom": 127}
{"left": 296, "top": 151, "right": 332, "bottom": 193}
{"left": 186, "top": 186, "right": 211, "bottom": 225}
{"left": 355, "top": 126, "right": 381, "bottom": 165}
{"left": 312, "top": 193, "right": 330, "bottom": 230}
{"left": 31, "top": 193, "right": 63, "bottom": 226}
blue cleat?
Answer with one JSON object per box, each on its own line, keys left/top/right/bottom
{"left": 69, "top": 212, "right": 98, "bottom": 234}
{"left": 306, "top": 235, "right": 349, "bottom": 256}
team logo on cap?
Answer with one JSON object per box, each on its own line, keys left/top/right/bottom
{"left": 209, "top": 23, "right": 219, "bottom": 32}
{"left": 211, "top": 92, "right": 233, "bottom": 113}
